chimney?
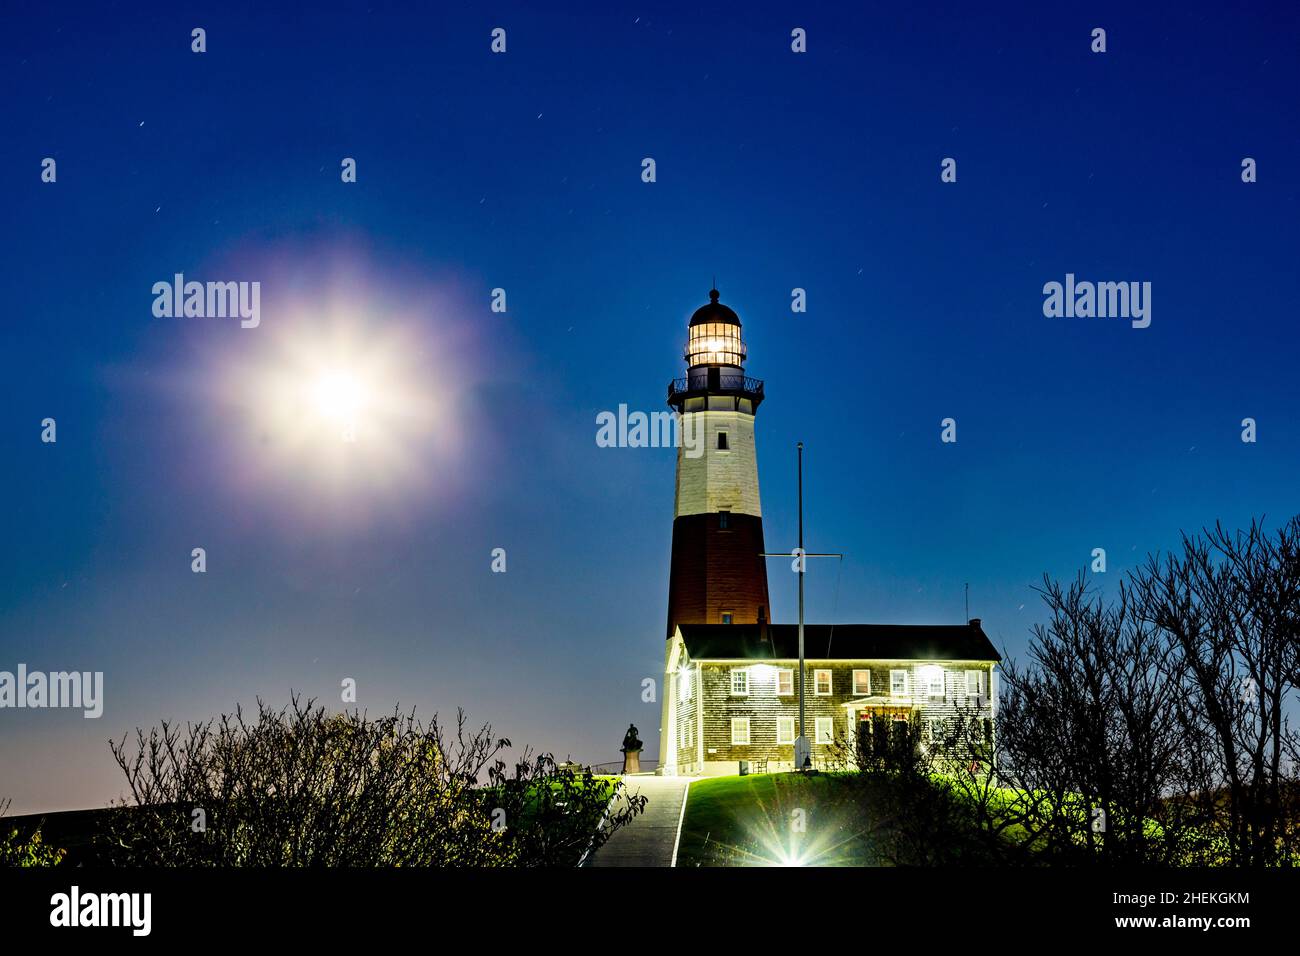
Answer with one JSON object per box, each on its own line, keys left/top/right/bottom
{"left": 968, "top": 618, "right": 981, "bottom": 628}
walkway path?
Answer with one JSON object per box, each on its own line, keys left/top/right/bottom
{"left": 586, "top": 776, "right": 691, "bottom": 867}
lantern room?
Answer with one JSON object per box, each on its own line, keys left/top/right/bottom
{"left": 685, "top": 289, "right": 746, "bottom": 368}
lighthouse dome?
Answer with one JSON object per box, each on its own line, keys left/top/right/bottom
{"left": 689, "top": 288, "right": 741, "bottom": 327}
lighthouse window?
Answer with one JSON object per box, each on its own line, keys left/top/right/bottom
{"left": 717, "top": 431, "right": 729, "bottom": 450}
{"left": 686, "top": 322, "right": 746, "bottom": 367}
{"left": 721, "top": 612, "right": 733, "bottom": 624}
{"left": 718, "top": 510, "right": 729, "bottom": 529}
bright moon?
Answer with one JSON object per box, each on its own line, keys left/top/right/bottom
{"left": 211, "top": 303, "right": 461, "bottom": 509}
{"left": 309, "top": 370, "right": 366, "bottom": 426}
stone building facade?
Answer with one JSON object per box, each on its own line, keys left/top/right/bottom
{"left": 660, "top": 622, "right": 1000, "bottom": 776}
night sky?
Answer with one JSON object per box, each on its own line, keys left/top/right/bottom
{"left": 3, "top": 2, "right": 1298, "bottom": 812}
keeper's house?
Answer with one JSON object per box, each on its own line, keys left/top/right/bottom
{"left": 660, "top": 621, "right": 1000, "bottom": 776}
{"left": 656, "top": 289, "right": 1001, "bottom": 776}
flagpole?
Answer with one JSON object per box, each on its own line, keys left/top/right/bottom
{"left": 797, "top": 441, "right": 806, "bottom": 769}
{"left": 759, "top": 444, "right": 839, "bottom": 773}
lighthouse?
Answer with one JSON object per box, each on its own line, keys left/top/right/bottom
{"left": 664, "top": 289, "right": 771, "bottom": 638}
{"left": 660, "top": 291, "right": 1003, "bottom": 780}
{"left": 656, "top": 289, "right": 1001, "bottom": 778}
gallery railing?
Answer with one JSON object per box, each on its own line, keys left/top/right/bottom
{"left": 668, "top": 374, "right": 765, "bottom": 398}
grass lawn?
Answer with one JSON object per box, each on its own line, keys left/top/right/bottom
{"left": 676, "top": 772, "right": 881, "bottom": 867}
{"left": 677, "top": 770, "right": 1292, "bottom": 867}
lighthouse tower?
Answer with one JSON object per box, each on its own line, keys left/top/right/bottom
{"left": 664, "top": 289, "right": 771, "bottom": 638}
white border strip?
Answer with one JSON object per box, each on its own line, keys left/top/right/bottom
{"left": 669, "top": 778, "right": 694, "bottom": 867}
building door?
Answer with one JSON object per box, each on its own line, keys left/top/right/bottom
{"left": 856, "top": 711, "right": 871, "bottom": 758}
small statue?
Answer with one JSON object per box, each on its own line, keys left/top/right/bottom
{"left": 621, "top": 723, "right": 643, "bottom": 774}
{"left": 622, "top": 723, "right": 643, "bottom": 753}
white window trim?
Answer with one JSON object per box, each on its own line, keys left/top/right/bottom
{"left": 777, "top": 669, "right": 794, "bottom": 696}
{"left": 815, "top": 716, "right": 834, "bottom": 745}
{"left": 965, "top": 669, "right": 984, "bottom": 698}
{"left": 730, "top": 668, "right": 749, "bottom": 696}
{"left": 890, "top": 669, "right": 909, "bottom": 697}
{"left": 731, "top": 717, "right": 751, "bottom": 746}
{"left": 852, "top": 669, "right": 872, "bottom": 696}
{"left": 927, "top": 669, "right": 945, "bottom": 698}
{"left": 777, "top": 716, "right": 796, "bottom": 745}
{"left": 814, "top": 668, "right": 833, "bottom": 696}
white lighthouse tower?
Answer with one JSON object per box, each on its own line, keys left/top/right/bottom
{"left": 664, "top": 288, "right": 772, "bottom": 637}
{"left": 659, "top": 290, "right": 772, "bottom": 775}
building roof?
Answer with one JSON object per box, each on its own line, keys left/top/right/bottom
{"left": 677, "top": 622, "right": 1002, "bottom": 663}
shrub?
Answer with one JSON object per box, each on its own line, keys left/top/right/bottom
{"left": 101, "top": 695, "right": 643, "bottom": 867}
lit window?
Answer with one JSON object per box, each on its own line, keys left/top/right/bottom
{"left": 730, "top": 669, "right": 749, "bottom": 695}
{"left": 890, "top": 670, "right": 909, "bottom": 697}
{"left": 777, "top": 670, "right": 794, "bottom": 696}
{"left": 731, "top": 717, "right": 751, "bottom": 746}
{"left": 852, "top": 670, "right": 872, "bottom": 695}
{"left": 717, "top": 431, "right": 729, "bottom": 450}
{"left": 777, "top": 716, "right": 796, "bottom": 744}
{"left": 815, "top": 717, "right": 834, "bottom": 744}
{"left": 814, "top": 669, "right": 832, "bottom": 696}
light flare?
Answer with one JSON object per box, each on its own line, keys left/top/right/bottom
{"left": 199, "top": 263, "right": 483, "bottom": 522}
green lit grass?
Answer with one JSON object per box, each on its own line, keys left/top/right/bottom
{"left": 676, "top": 772, "right": 880, "bottom": 867}
{"left": 678, "top": 770, "right": 1029, "bottom": 866}
{"left": 679, "top": 769, "right": 1299, "bottom": 867}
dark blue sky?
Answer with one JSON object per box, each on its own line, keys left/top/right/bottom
{"left": 3, "top": 2, "right": 1298, "bottom": 811}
